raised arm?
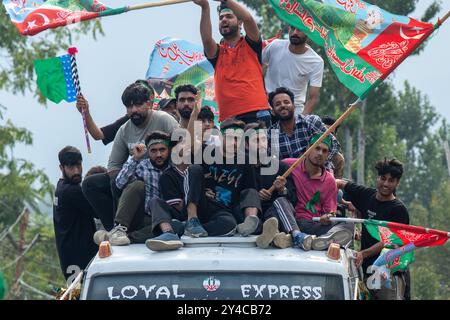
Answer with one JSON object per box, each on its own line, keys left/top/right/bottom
{"left": 187, "top": 94, "right": 203, "bottom": 154}
{"left": 223, "top": 0, "right": 261, "bottom": 42}
{"left": 194, "top": 0, "right": 218, "bottom": 59}
{"left": 76, "top": 94, "right": 104, "bottom": 140}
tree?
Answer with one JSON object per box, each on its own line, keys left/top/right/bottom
{"left": 239, "top": 0, "right": 447, "bottom": 299}
{"left": 0, "top": 6, "right": 104, "bottom": 103}
{"left": 0, "top": 106, "right": 62, "bottom": 299}
{"left": 0, "top": 5, "right": 104, "bottom": 299}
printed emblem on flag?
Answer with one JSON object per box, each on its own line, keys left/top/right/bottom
{"left": 378, "top": 226, "right": 393, "bottom": 243}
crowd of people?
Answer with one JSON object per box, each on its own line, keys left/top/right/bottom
{"left": 52, "top": 0, "right": 410, "bottom": 300}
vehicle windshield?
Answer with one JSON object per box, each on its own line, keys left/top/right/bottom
{"left": 86, "top": 272, "right": 344, "bottom": 300}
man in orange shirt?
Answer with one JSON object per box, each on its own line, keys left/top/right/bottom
{"left": 194, "top": 0, "right": 271, "bottom": 127}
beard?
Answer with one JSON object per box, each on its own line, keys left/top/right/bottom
{"left": 275, "top": 109, "right": 295, "bottom": 121}
{"left": 63, "top": 172, "right": 82, "bottom": 185}
{"left": 178, "top": 108, "right": 193, "bottom": 120}
{"left": 220, "top": 24, "right": 239, "bottom": 38}
{"left": 289, "top": 35, "right": 307, "bottom": 45}
{"left": 150, "top": 157, "right": 169, "bottom": 169}
{"left": 130, "top": 112, "right": 147, "bottom": 126}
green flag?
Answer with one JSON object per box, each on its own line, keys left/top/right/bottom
{"left": 268, "top": 0, "right": 435, "bottom": 99}
{"left": 34, "top": 54, "right": 78, "bottom": 104}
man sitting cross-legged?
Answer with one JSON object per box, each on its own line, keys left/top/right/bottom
{"left": 281, "top": 133, "right": 353, "bottom": 250}
{"left": 94, "top": 131, "right": 181, "bottom": 246}
{"left": 145, "top": 137, "right": 238, "bottom": 251}
{"left": 240, "top": 121, "right": 314, "bottom": 250}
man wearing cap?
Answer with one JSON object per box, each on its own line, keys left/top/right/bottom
{"left": 94, "top": 131, "right": 183, "bottom": 246}
{"left": 194, "top": 0, "right": 271, "bottom": 127}
{"left": 280, "top": 134, "right": 353, "bottom": 250}
{"left": 158, "top": 97, "right": 179, "bottom": 122}
{"left": 53, "top": 146, "right": 97, "bottom": 280}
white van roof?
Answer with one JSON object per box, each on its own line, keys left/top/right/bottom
{"left": 85, "top": 236, "right": 351, "bottom": 277}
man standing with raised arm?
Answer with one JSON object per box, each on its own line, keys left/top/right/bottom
{"left": 194, "top": 0, "right": 271, "bottom": 127}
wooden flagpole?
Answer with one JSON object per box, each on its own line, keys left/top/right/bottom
{"left": 127, "top": 0, "right": 192, "bottom": 11}
{"left": 269, "top": 10, "right": 450, "bottom": 193}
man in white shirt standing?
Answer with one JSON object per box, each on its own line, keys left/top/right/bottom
{"left": 263, "top": 26, "right": 324, "bottom": 116}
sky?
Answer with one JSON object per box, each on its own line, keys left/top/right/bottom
{"left": 1, "top": 0, "right": 449, "bottom": 186}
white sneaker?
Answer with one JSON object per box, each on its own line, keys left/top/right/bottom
{"left": 312, "top": 229, "right": 352, "bottom": 251}
{"left": 300, "top": 235, "right": 314, "bottom": 251}
{"left": 108, "top": 225, "right": 130, "bottom": 246}
{"left": 273, "top": 232, "right": 293, "bottom": 249}
{"left": 237, "top": 215, "right": 260, "bottom": 237}
{"left": 256, "top": 218, "right": 279, "bottom": 248}
{"left": 93, "top": 230, "right": 108, "bottom": 245}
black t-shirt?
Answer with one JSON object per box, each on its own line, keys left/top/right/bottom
{"left": 159, "top": 166, "right": 187, "bottom": 209}
{"left": 254, "top": 160, "right": 297, "bottom": 210}
{"left": 207, "top": 35, "right": 263, "bottom": 68}
{"left": 343, "top": 182, "right": 409, "bottom": 273}
{"left": 100, "top": 115, "right": 129, "bottom": 145}
{"left": 53, "top": 179, "right": 98, "bottom": 279}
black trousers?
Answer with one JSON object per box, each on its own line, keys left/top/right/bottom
{"left": 150, "top": 197, "right": 236, "bottom": 237}
{"left": 189, "top": 165, "right": 262, "bottom": 234}
{"left": 81, "top": 171, "right": 121, "bottom": 231}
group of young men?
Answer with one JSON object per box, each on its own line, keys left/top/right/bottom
{"left": 53, "top": 0, "right": 410, "bottom": 299}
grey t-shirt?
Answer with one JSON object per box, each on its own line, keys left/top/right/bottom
{"left": 107, "top": 110, "right": 179, "bottom": 171}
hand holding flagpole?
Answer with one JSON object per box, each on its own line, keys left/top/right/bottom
{"left": 68, "top": 47, "right": 92, "bottom": 154}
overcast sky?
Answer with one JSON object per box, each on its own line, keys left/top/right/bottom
{"left": 1, "top": 0, "right": 449, "bottom": 185}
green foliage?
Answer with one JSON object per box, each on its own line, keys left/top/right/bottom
{"left": 409, "top": 181, "right": 450, "bottom": 299}
{"left": 0, "top": 6, "right": 104, "bottom": 104}
{"left": 0, "top": 4, "right": 104, "bottom": 299}
{"left": 240, "top": 0, "right": 449, "bottom": 299}
{"left": 0, "top": 106, "right": 61, "bottom": 299}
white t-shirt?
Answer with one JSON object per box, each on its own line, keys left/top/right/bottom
{"left": 263, "top": 39, "right": 324, "bottom": 113}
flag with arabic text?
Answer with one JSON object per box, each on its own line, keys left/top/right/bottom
{"left": 145, "top": 37, "right": 217, "bottom": 120}
{"left": 3, "top": 0, "right": 125, "bottom": 36}
{"left": 268, "top": 0, "right": 435, "bottom": 99}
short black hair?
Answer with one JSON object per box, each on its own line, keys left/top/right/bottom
{"left": 220, "top": 118, "right": 246, "bottom": 131}
{"left": 58, "top": 146, "right": 82, "bottom": 166}
{"left": 268, "top": 87, "right": 295, "bottom": 107}
{"left": 86, "top": 166, "right": 107, "bottom": 177}
{"left": 121, "top": 81, "right": 155, "bottom": 107}
{"left": 145, "top": 131, "right": 173, "bottom": 148}
{"left": 198, "top": 106, "right": 215, "bottom": 121}
{"left": 321, "top": 115, "right": 340, "bottom": 134}
{"left": 375, "top": 158, "right": 404, "bottom": 180}
{"left": 174, "top": 84, "right": 198, "bottom": 100}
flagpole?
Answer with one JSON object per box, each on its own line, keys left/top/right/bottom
{"left": 127, "top": 0, "right": 192, "bottom": 11}
{"left": 269, "top": 11, "right": 450, "bottom": 193}
{"left": 68, "top": 47, "right": 92, "bottom": 154}
{"left": 312, "top": 217, "right": 450, "bottom": 238}
{"left": 268, "top": 98, "right": 363, "bottom": 193}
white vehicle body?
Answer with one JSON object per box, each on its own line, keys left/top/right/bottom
{"left": 80, "top": 236, "right": 361, "bottom": 300}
